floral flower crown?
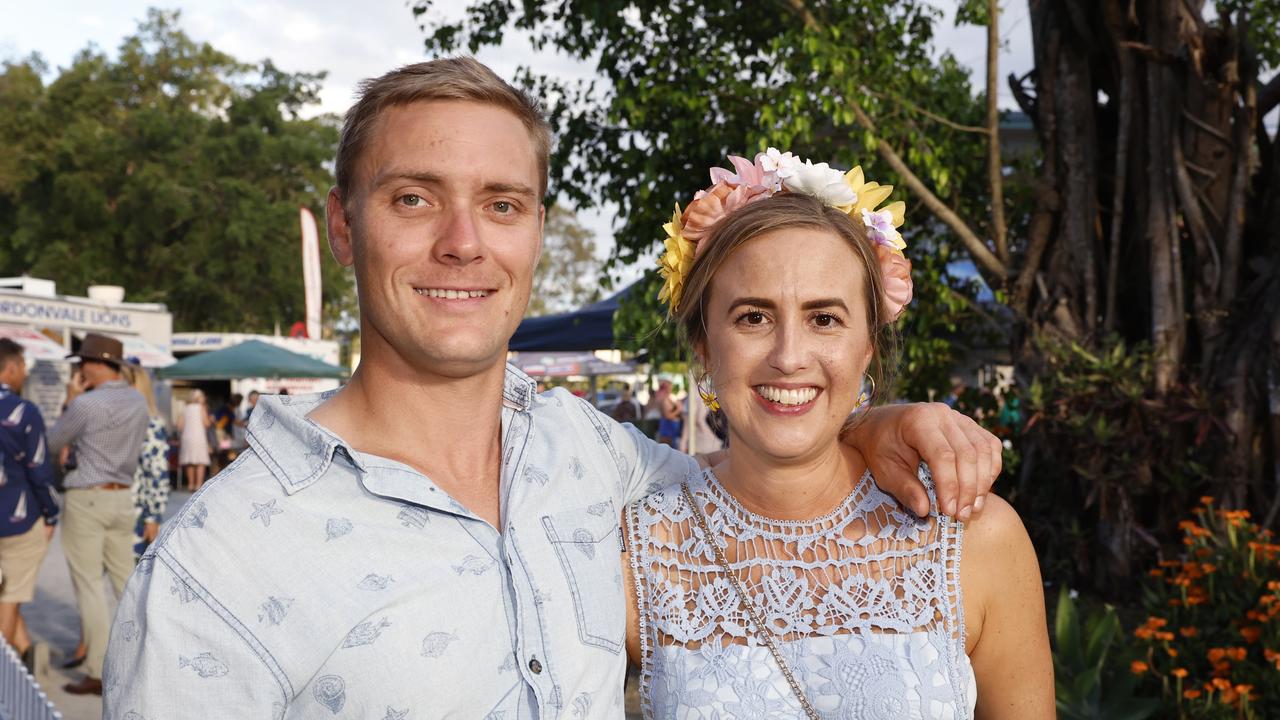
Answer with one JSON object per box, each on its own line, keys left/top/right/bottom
{"left": 657, "top": 148, "right": 913, "bottom": 322}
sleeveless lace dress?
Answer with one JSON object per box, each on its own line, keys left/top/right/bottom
{"left": 625, "top": 465, "right": 975, "bottom": 719}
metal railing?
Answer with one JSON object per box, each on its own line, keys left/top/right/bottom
{"left": 0, "top": 637, "right": 61, "bottom": 720}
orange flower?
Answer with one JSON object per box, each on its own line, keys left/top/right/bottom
{"left": 1166, "top": 647, "right": 1179, "bottom": 658}
{"left": 1227, "top": 647, "right": 1247, "bottom": 662}
{"left": 1211, "top": 677, "right": 1232, "bottom": 691}
{"left": 1172, "top": 667, "right": 1189, "bottom": 678}
{"left": 1240, "top": 626, "right": 1262, "bottom": 644}
{"left": 1207, "top": 648, "right": 1227, "bottom": 664}
{"left": 1130, "top": 660, "right": 1149, "bottom": 675}
{"left": 1156, "top": 631, "right": 1175, "bottom": 642}
{"left": 1184, "top": 689, "right": 1203, "bottom": 699}
{"left": 1200, "top": 495, "right": 1215, "bottom": 505}
{"left": 1180, "top": 627, "right": 1199, "bottom": 638}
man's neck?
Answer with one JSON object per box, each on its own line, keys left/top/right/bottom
{"left": 308, "top": 343, "right": 508, "bottom": 526}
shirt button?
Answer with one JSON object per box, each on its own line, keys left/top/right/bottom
{"left": 528, "top": 657, "right": 543, "bottom": 675}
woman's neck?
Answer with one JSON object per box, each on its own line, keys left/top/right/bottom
{"left": 713, "top": 439, "right": 866, "bottom": 521}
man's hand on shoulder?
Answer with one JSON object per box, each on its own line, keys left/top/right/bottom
{"left": 843, "top": 402, "right": 1002, "bottom": 520}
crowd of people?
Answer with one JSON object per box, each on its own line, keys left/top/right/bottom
{"left": 0, "top": 333, "right": 264, "bottom": 696}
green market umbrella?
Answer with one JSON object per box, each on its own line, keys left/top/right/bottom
{"left": 156, "top": 340, "right": 348, "bottom": 380}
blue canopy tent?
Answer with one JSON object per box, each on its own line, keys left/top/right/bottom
{"left": 509, "top": 282, "right": 637, "bottom": 352}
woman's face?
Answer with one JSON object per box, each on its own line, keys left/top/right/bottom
{"left": 700, "top": 227, "right": 874, "bottom": 465}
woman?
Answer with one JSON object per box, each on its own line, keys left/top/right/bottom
{"left": 125, "top": 365, "right": 169, "bottom": 556}
{"left": 623, "top": 151, "right": 1053, "bottom": 718}
{"left": 177, "top": 389, "right": 211, "bottom": 491}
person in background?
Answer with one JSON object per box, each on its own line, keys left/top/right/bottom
{"left": 654, "top": 379, "right": 684, "bottom": 448}
{"left": 610, "top": 385, "right": 642, "bottom": 423}
{"left": 177, "top": 389, "right": 211, "bottom": 491}
{"left": 123, "top": 366, "right": 169, "bottom": 558}
{"left": 240, "top": 390, "right": 260, "bottom": 424}
{"left": 47, "top": 333, "right": 150, "bottom": 696}
{"left": 0, "top": 338, "right": 58, "bottom": 672}
{"left": 212, "top": 394, "right": 240, "bottom": 449}
{"left": 681, "top": 373, "right": 725, "bottom": 456}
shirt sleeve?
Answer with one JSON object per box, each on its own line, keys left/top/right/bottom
{"left": 47, "top": 396, "right": 89, "bottom": 454}
{"left": 21, "top": 402, "right": 59, "bottom": 525}
{"left": 609, "top": 417, "right": 701, "bottom": 505}
{"left": 105, "top": 553, "right": 288, "bottom": 718}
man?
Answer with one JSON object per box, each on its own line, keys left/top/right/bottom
{"left": 48, "top": 333, "right": 149, "bottom": 696}
{"left": 608, "top": 386, "right": 640, "bottom": 423}
{"left": 0, "top": 338, "right": 58, "bottom": 669}
{"left": 106, "top": 58, "right": 1000, "bottom": 717}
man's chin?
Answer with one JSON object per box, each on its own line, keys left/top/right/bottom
{"left": 401, "top": 344, "right": 509, "bottom": 380}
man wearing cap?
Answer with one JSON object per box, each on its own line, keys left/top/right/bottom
{"left": 48, "top": 332, "right": 149, "bottom": 696}
{"left": 0, "top": 338, "right": 58, "bottom": 671}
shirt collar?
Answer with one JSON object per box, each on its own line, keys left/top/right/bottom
{"left": 501, "top": 362, "right": 536, "bottom": 411}
{"left": 97, "top": 379, "right": 129, "bottom": 390}
{"left": 247, "top": 363, "right": 537, "bottom": 496}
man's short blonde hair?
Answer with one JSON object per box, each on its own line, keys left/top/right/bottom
{"left": 335, "top": 57, "right": 552, "bottom": 201}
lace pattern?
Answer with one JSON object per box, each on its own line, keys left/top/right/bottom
{"left": 626, "top": 464, "right": 973, "bottom": 719}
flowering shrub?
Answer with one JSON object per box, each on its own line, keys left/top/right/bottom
{"left": 1132, "top": 498, "right": 1280, "bottom": 718}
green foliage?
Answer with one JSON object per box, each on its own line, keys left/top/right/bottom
{"left": 1053, "top": 587, "right": 1162, "bottom": 720}
{"left": 1133, "top": 499, "right": 1280, "bottom": 718}
{"left": 528, "top": 204, "right": 602, "bottom": 316}
{"left": 0, "top": 9, "right": 348, "bottom": 332}
{"left": 1217, "top": 1, "right": 1280, "bottom": 70}
{"left": 1012, "top": 337, "right": 1224, "bottom": 592}
{"left": 413, "top": 0, "right": 996, "bottom": 372}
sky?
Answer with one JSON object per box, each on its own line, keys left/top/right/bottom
{"left": 2, "top": 1, "right": 1035, "bottom": 285}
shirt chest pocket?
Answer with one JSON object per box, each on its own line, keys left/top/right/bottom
{"left": 541, "top": 501, "right": 625, "bottom": 654}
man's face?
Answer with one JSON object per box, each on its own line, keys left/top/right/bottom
{"left": 327, "top": 100, "right": 544, "bottom": 379}
{"left": 0, "top": 356, "right": 26, "bottom": 392}
{"left": 79, "top": 359, "right": 118, "bottom": 389}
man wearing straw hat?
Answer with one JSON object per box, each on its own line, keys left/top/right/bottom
{"left": 48, "top": 332, "right": 149, "bottom": 696}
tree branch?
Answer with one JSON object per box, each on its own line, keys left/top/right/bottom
{"left": 1181, "top": 108, "right": 1233, "bottom": 147}
{"left": 791, "top": 0, "right": 1007, "bottom": 281}
{"left": 1105, "top": 45, "right": 1134, "bottom": 333}
{"left": 1260, "top": 72, "right": 1280, "bottom": 117}
{"left": 859, "top": 87, "right": 991, "bottom": 135}
{"left": 847, "top": 97, "right": 1009, "bottom": 279}
{"left": 987, "top": 0, "right": 1010, "bottom": 265}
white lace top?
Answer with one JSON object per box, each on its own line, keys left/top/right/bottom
{"left": 625, "top": 464, "right": 975, "bottom": 719}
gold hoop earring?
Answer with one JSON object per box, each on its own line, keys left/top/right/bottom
{"left": 856, "top": 373, "right": 876, "bottom": 410}
{"left": 697, "top": 373, "right": 721, "bottom": 412}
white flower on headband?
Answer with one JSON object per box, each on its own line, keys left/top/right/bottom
{"left": 759, "top": 147, "right": 800, "bottom": 188}
{"left": 783, "top": 160, "right": 858, "bottom": 208}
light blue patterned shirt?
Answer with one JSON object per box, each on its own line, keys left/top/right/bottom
{"left": 104, "top": 365, "right": 697, "bottom": 719}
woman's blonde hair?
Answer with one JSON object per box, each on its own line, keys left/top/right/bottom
{"left": 124, "top": 365, "right": 160, "bottom": 418}
{"left": 674, "top": 193, "right": 897, "bottom": 409}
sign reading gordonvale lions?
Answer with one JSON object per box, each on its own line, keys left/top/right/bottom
{"left": 0, "top": 294, "right": 137, "bottom": 331}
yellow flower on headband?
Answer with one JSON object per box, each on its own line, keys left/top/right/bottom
{"left": 657, "top": 205, "right": 695, "bottom": 314}
{"left": 844, "top": 166, "right": 906, "bottom": 253}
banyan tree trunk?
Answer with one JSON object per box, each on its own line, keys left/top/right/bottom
{"left": 1016, "top": 0, "right": 1277, "bottom": 588}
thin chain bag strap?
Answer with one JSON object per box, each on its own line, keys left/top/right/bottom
{"left": 680, "top": 483, "right": 820, "bottom": 720}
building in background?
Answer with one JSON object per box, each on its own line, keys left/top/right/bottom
{"left": 0, "top": 277, "right": 175, "bottom": 424}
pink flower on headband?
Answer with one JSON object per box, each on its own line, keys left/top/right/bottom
{"left": 681, "top": 181, "right": 771, "bottom": 253}
{"left": 708, "top": 154, "right": 778, "bottom": 192}
{"left": 875, "top": 245, "right": 914, "bottom": 322}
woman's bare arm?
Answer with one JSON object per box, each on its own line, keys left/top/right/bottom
{"left": 961, "top": 494, "right": 1055, "bottom": 719}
